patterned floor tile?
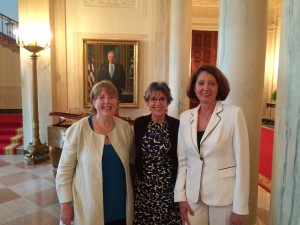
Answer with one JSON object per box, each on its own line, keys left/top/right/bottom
{"left": 0, "top": 160, "right": 11, "bottom": 168}
{"left": 0, "top": 156, "right": 60, "bottom": 225}
{"left": 0, "top": 155, "right": 24, "bottom": 164}
{"left": 0, "top": 187, "right": 21, "bottom": 204}
{"left": 0, "top": 165, "right": 24, "bottom": 177}
{"left": 44, "top": 203, "right": 60, "bottom": 220}
{"left": 27, "top": 164, "right": 54, "bottom": 178}
{"left": 26, "top": 187, "right": 59, "bottom": 208}
{"left": 8, "top": 178, "right": 55, "bottom": 197}
{"left": 0, "top": 171, "right": 39, "bottom": 186}
{"left": 44, "top": 174, "right": 56, "bottom": 183}
{"left": 1, "top": 210, "right": 59, "bottom": 225}
{"left": 15, "top": 160, "right": 52, "bottom": 170}
{"left": 0, "top": 198, "right": 40, "bottom": 224}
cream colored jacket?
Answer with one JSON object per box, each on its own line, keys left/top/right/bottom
{"left": 174, "top": 101, "right": 250, "bottom": 214}
{"left": 56, "top": 116, "right": 135, "bottom": 225}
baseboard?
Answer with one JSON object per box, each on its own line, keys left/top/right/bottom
{"left": 0, "top": 109, "right": 22, "bottom": 114}
{"left": 16, "top": 145, "right": 24, "bottom": 155}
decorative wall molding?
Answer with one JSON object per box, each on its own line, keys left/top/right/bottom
{"left": 192, "top": 0, "right": 219, "bottom": 8}
{"left": 192, "top": 0, "right": 281, "bottom": 9}
{"left": 84, "top": 0, "right": 137, "bottom": 8}
{"left": 0, "top": 35, "right": 19, "bottom": 52}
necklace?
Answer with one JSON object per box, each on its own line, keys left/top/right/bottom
{"left": 93, "top": 116, "right": 114, "bottom": 137}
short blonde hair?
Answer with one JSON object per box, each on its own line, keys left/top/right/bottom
{"left": 89, "top": 80, "right": 119, "bottom": 114}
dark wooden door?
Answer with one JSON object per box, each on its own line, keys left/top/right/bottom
{"left": 190, "top": 30, "right": 218, "bottom": 108}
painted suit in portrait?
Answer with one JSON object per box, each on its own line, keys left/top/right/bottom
{"left": 97, "top": 63, "right": 126, "bottom": 100}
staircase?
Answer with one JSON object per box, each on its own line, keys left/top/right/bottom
{"left": 0, "top": 114, "right": 23, "bottom": 154}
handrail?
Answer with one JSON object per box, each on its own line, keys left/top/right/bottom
{"left": 0, "top": 13, "right": 18, "bottom": 40}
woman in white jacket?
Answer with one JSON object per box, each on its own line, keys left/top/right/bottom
{"left": 174, "top": 64, "right": 249, "bottom": 225}
{"left": 56, "top": 80, "right": 135, "bottom": 225}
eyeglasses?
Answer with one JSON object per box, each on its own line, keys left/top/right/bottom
{"left": 149, "top": 97, "right": 167, "bottom": 103}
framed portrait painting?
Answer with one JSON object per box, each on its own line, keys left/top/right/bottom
{"left": 83, "top": 39, "right": 139, "bottom": 108}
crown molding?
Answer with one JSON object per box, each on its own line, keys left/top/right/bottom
{"left": 192, "top": 0, "right": 219, "bottom": 8}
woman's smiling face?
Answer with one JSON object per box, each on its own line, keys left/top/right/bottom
{"left": 146, "top": 90, "right": 168, "bottom": 118}
{"left": 93, "top": 89, "right": 118, "bottom": 117}
{"left": 194, "top": 71, "right": 219, "bottom": 104}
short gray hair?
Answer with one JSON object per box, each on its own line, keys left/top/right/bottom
{"left": 144, "top": 81, "right": 173, "bottom": 105}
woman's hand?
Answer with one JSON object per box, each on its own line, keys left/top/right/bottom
{"left": 60, "top": 202, "right": 74, "bottom": 225}
{"left": 179, "top": 201, "right": 194, "bottom": 225}
{"left": 230, "top": 212, "right": 245, "bottom": 225}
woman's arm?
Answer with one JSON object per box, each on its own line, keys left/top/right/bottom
{"left": 174, "top": 115, "right": 188, "bottom": 202}
{"left": 56, "top": 124, "right": 79, "bottom": 205}
{"left": 232, "top": 108, "right": 250, "bottom": 215}
{"left": 60, "top": 202, "right": 74, "bottom": 225}
{"left": 178, "top": 201, "right": 194, "bottom": 225}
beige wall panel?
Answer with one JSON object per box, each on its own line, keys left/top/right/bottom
{"left": 0, "top": 44, "right": 21, "bottom": 109}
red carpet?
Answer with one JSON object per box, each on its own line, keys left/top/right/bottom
{"left": 258, "top": 126, "right": 274, "bottom": 192}
{"left": 0, "top": 114, "right": 23, "bottom": 155}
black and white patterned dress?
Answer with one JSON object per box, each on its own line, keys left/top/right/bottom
{"left": 133, "top": 122, "right": 181, "bottom": 225}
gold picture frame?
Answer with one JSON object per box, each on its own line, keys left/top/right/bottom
{"left": 83, "top": 39, "right": 138, "bottom": 108}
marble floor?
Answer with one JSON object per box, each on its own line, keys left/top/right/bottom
{"left": 257, "top": 185, "right": 271, "bottom": 225}
{"left": 0, "top": 155, "right": 271, "bottom": 225}
{"left": 0, "top": 155, "right": 59, "bottom": 225}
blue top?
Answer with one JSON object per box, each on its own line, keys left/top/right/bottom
{"left": 88, "top": 116, "right": 126, "bottom": 223}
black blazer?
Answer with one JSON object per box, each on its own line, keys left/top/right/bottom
{"left": 134, "top": 114, "right": 179, "bottom": 184}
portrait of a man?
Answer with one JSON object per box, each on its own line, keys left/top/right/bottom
{"left": 96, "top": 50, "right": 126, "bottom": 100}
{"left": 84, "top": 39, "right": 138, "bottom": 108}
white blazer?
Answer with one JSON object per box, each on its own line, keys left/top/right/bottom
{"left": 174, "top": 101, "right": 249, "bottom": 215}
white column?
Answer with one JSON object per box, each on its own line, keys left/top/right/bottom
{"left": 269, "top": 0, "right": 300, "bottom": 224}
{"left": 217, "top": 1, "right": 268, "bottom": 224}
{"left": 168, "top": 0, "right": 191, "bottom": 118}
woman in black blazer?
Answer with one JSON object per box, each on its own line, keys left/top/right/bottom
{"left": 133, "top": 82, "right": 181, "bottom": 225}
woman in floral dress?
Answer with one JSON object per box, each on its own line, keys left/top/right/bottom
{"left": 133, "top": 82, "right": 181, "bottom": 225}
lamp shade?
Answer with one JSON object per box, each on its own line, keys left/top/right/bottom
{"left": 15, "top": 22, "right": 51, "bottom": 52}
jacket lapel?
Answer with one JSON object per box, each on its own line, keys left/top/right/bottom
{"left": 200, "top": 101, "right": 223, "bottom": 144}
{"left": 189, "top": 105, "right": 200, "bottom": 153}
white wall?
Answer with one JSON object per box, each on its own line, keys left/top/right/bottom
{"left": 53, "top": 0, "right": 170, "bottom": 119}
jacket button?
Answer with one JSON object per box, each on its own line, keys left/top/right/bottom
{"left": 200, "top": 156, "right": 203, "bottom": 161}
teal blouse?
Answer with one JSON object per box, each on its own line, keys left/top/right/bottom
{"left": 88, "top": 116, "right": 126, "bottom": 223}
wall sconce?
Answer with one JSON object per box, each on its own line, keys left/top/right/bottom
{"left": 16, "top": 27, "right": 51, "bottom": 164}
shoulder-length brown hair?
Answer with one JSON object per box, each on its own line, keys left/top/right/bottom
{"left": 90, "top": 80, "right": 119, "bottom": 114}
{"left": 187, "top": 64, "right": 230, "bottom": 101}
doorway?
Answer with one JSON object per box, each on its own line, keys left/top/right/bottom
{"left": 190, "top": 30, "right": 218, "bottom": 108}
